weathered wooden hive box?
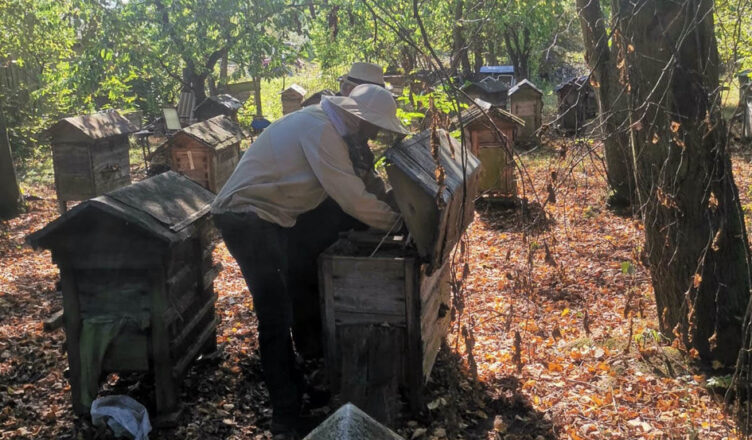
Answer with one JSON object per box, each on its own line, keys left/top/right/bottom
{"left": 27, "top": 171, "right": 219, "bottom": 425}
{"left": 156, "top": 115, "right": 242, "bottom": 193}
{"left": 555, "top": 75, "right": 598, "bottom": 133}
{"left": 318, "top": 129, "right": 480, "bottom": 423}
{"left": 508, "top": 79, "right": 543, "bottom": 145}
{"left": 47, "top": 112, "right": 137, "bottom": 213}
{"left": 457, "top": 101, "right": 523, "bottom": 196}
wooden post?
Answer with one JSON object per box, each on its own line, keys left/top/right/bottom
{"left": 60, "top": 265, "right": 86, "bottom": 415}
{"left": 149, "top": 268, "right": 180, "bottom": 426}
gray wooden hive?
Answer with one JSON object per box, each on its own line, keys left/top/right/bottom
{"left": 47, "top": 111, "right": 137, "bottom": 214}
{"left": 27, "top": 171, "right": 220, "bottom": 426}
{"left": 318, "top": 129, "right": 480, "bottom": 425}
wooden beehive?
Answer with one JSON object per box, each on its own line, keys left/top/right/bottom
{"left": 508, "top": 79, "right": 543, "bottom": 145}
{"left": 281, "top": 84, "right": 307, "bottom": 115}
{"left": 457, "top": 101, "right": 524, "bottom": 196}
{"left": 555, "top": 75, "right": 597, "bottom": 133}
{"left": 319, "top": 129, "right": 480, "bottom": 424}
{"left": 194, "top": 94, "right": 243, "bottom": 122}
{"left": 461, "top": 77, "right": 509, "bottom": 108}
{"left": 47, "top": 112, "right": 137, "bottom": 214}
{"left": 27, "top": 171, "right": 220, "bottom": 425}
{"left": 155, "top": 115, "right": 242, "bottom": 193}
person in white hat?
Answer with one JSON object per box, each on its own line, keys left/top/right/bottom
{"left": 338, "top": 62, "right": 386, "bottom": 96}
{"left": 211, "top": 84, "right": 407, "bottom": 439}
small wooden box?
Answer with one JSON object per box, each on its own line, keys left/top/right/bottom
{"left": 458, "top": 104, "right": 522, "bottom": 196}
{"left": 508, "top": 79, "right": 543, "bottom": 145}
{"left": 27, "top": 171, "right": 220, "bottom": 425}
{"left": 47, "top": 112, "right": 137, "bottom": 213}
{"left": 319, "top": 129, "right": 479, "bottom": 423}
{"left": 156, "top": 115, "right": 242, "bottom": 193}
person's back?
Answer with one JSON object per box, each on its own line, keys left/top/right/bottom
{"left": 214, "top": 106, "right": 334, "bottom": 226}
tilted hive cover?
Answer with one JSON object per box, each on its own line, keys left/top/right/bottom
{"left": 385, "top": 129, "right": 480, "bottom": 271}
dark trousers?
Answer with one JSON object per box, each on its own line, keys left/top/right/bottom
{"left": 213, "top": 199, "right": 362, "bottom": 425}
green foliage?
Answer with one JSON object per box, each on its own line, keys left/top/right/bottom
{"left": 715, "top": 0, "right": 752, "bottom": 73}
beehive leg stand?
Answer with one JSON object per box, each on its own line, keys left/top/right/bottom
{"left": 55, "top": 183, "right": 67, "bottom": 214}
{"left": 60, "top": 266, "right": 87, "bottom": 415}
{"left": 150, "top": 270, "right": 181, "bottom": 427}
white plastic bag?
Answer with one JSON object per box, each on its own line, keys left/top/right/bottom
{"left": 91, "top": 395, "right": 152, "bottom": 440}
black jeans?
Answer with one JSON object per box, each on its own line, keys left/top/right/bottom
{"left": 213, "top": 210, "right": 300, "bottom": 426}
{"left": 213, "top": 199, "right": 363, "bottom": 426}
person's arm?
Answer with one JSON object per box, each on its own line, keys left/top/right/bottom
{"left": 300, "top": 125, "right": 400, "bottom": 231}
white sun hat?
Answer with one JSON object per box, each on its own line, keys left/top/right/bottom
{"left": 324, "top": 84, "right": 408, "bottom": 135}
{"left": 338, "top": 62, "right": 386, "bottom": 87}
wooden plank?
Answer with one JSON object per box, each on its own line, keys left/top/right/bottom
{"left": 330, "top": 257, "right": 407, "bottom": 277}
{"left": 202, "top": 264, "right": 221, "bottom": 290}
{"left": 318, "top": 256, "right": 339, "bottom": 392}
{"left": 43, "top": 308, "right": 64, "bottom": 332}
{"left": 170, "top": 292, "right": 218, "bottom": 356}
{"left": 149, "top": 269, "right": 179, "bottom": 417}
{"left": 172, "top": 315, "right": 219, "bottom": 378}
{"left": 90, "top": 139, "right": 131, "bottom": 194}
{"left": 334, "top": 311, "right": 406, "bottom": 326}
{"left": 52, "top": 143, "right": 94, "bottom": 201}
{"left": 332, "top": 283, "right": 405, "bottom": 316}
{"left": 338, "top": 325, "right": 405, "bottom": 427}
{"left": 60, "top": 266, "right": 87, "bottom": 415}
{"left": 404, "top": 259, "right": 423, "bottom": 413}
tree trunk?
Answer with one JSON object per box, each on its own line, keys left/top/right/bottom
{"left": 253, "top": 76, "right": 263, "bottom": 117}
{"left": 504, "top": 28, "right": 530, "bottom": 80}
{"left": 486, "top": 40, "right": 498, "bottom": 66}
{"left": 620, "top": 0, "right": 750, "bottom": 365}
{"left": 451, "top": 0, "right": 471, "bottom": 76}
{"left": 472, "top": 39, "right": 483, "bottom": 73}
{"left": 577, "top": 0, "right": 635, "bottom": 207}
{"left": 219, "top": 48, "right": 228, "bottom": 88}
{"left": 0, "top": 108, "right": 23, "bottom": 220}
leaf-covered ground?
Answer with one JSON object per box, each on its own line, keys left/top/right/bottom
{"left": 1, "top": 142, "right": 749, "bottom": 439}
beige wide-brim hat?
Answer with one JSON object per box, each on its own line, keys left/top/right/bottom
{"left": 338, "top": 62, "right": 385, "bottom": 87}
{"left": 325, "top": 84, "right": 409, "bottom": 135}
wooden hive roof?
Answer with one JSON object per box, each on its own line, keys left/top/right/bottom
{"left": 46, "top": 111, "right": 137, "bottom": 140}
{"left": 508, "top": 79, "right": 543, "bottom": 96}
{"left": 281, "top": 84, "right": 307, "bottom": 98}
{"left": 176, "top": 115, "right": 243, "bottom": 150}
{"left": 27, "top": 171, "right": 215, "bottom": 248}
{"left": 455, "top": 99, "right": 525, "bottom": 128}
{"left": 195, "top": 94, "right": 243, "bottom": 113}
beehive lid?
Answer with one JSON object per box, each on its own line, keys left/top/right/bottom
{"left": 27, "top": 171, "right": 215, "bottom": 249}
{"left": 46, "top": 111, "right": 138, "bottom": 141}
{"left": 196, "top": 94, "right": 243, "bottom": 112}
{"left": 281, "top": 84, "right": 307, "bottom": 99}
{"left": 385, "top": 129, "right": 480, "bottom": 270}
{"left": 176, "top": 115, "right": 244, "bottom": 150}
{"left": 508, "top": 79, "right": 543, "bottom": 96}
{"left": 303, "top": 403, "right": 404, "bottom": 440}
{"left": 455, "top": 101, "right": 525, "bottom": 128}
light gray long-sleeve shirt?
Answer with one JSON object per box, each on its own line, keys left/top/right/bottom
{"left": 211, "top": 105, "right": 400, "bottom": 231}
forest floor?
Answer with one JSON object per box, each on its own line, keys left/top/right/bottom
{"left": 1, "top": 136, "right": 751, "bottom": 439}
